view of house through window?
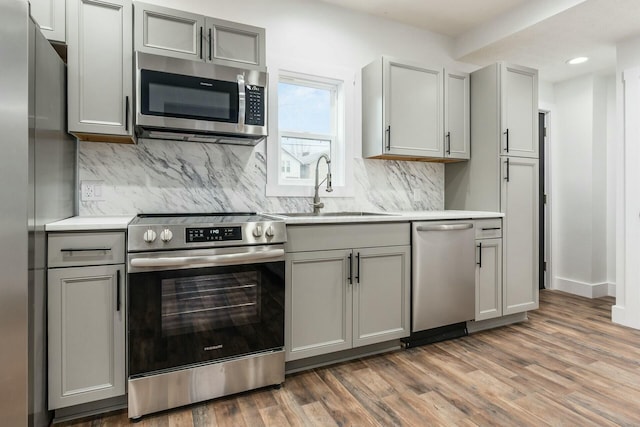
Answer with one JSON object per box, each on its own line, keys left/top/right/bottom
{"left": 278, "top": 74, "right": 341, "bottom": 187}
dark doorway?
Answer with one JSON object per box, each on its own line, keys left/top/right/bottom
{"left": 539, "top": 112, "right": 546, "bottom": 290}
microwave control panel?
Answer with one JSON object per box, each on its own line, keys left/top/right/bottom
{"left": 245, "top": 85, "right": 265, "bottom": 126}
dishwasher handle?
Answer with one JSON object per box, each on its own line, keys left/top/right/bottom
{"left": 415, "top": 223, "right": 473, "bottom": 232}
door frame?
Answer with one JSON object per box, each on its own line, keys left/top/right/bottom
{"left": 539, "top": 110, "right": 551, "bottom": 290}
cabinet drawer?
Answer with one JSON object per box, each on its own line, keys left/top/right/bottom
{"left": 285, "top": 223, "right": 410, "bottom": 252}
{"left": 48, "top": 232, "right": 125, "bottom": 267}
{"left": 475, "top": 219, "right": 502, "bottom": 239}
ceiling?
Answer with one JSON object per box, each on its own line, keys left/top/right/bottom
{"left": 318, "top": 0, "right": 640, "bottom": 82}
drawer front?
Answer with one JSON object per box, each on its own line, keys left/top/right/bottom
{"left": 48, "top": 232, "right": 126, "bottom": 267}
{"left": 285, "top": 222, "right": 410, "bottom": 252}
{"left": 475, "top": 219, "right": 502, "bottom": 239}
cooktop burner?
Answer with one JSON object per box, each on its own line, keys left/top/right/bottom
{"left": 127, "top": 212, "right": 286, "bottom": 252}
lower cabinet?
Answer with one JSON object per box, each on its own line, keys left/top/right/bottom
{"left": 285, "top": 223, "right": 410, "bottom": 362}
{"left": 475, "top": 238, "right": 503, "bottom": 321}
{"left": 474, "top": 219, "right": 503, "bottom": 322}
{"left": 47, "top": 232, "right": 126, "bottom": 409}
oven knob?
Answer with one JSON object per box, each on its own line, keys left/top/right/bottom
{"left": 252, "top": 225, "right": 263, "bottom": 238}
{"left": 160, "top": 228, "right": 173, "bottom": 242}
{"left": 265, "top": 226, "right": 275, "bottom": 238}
{"left": 143, "top": 229, "right": 157, "bottom": 243}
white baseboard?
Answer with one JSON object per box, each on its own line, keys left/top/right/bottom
{"left": 553, "top": 277, "right": 614, "bottom": 298}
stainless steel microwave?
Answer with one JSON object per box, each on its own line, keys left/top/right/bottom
{"left": 135, "top": 52, "right": 267, "bottom": 145}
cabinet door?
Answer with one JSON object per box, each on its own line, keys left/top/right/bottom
{"left": 501, "top": 157, "right": 539, "bottom": 314}
{"left": 501, "top": 63, "right": 538, "bottom": 158}
{"left": 206, "top": 17, "right": 266, "bottom": 70}
{"left": 444, "top": 69, "right": 470, "bottom": 160}
{"left": 31, "top": 0, "right": 66, "bottom": 42}
{"left": 48, "top": 265, "right": 125, "bottom": 409}
{"left": 353, "top": 246, "right": 410, "bottom": 347}
{"left": 384, "top": 58, "right": 443, "bottom": 158}
{"left": 134, "top": 2, "right": 205, "bottom": 62}
{"left": 475, "top": 238, "right": 502, "bottom": 321}
{"left": 67, "top": 0, "right": 132, "bottom": 137}
{"left": 285, "top": 250, "right": 352, "bottom": 361}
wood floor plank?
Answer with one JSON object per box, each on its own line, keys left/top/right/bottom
{"left": 56, "top": 291, "right": 640, "bottom": 427}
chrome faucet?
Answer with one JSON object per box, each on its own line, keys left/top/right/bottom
{"left": 312, "top": 154, "right": 333, "bottom": 214}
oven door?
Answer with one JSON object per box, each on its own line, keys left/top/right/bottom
{"left": 127, "top": 245, "right": 284, "bottom": 378}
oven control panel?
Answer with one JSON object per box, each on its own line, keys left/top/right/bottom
{"left": 186, "top": 227, "right": 242, "bottom": 243}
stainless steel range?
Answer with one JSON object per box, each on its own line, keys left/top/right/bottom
{"left": 126, "top": 213, "right": 286, "bottom": 419}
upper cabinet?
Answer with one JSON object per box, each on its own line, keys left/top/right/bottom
{"left": 133, "top": 1, "right": 266, "bottom": 71}
{"left": 501, "top": 64, "right": 538, "bottom": 158}
{"left": 362, "top": 56, "right": 469, "bottom": 162}
{"left": 30, "top": 0, "right": 66, "bottom": 43}
{"left": 67, "top": 0, "right": 134, "bottom": 143}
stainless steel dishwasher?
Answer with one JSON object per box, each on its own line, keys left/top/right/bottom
{"left": 403, "top": 221, "right": 476, "bottom": 347}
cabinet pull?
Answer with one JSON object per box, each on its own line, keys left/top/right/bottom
{"left": 504, "top": 128, "right": 509, "bottom": 152}
{"left": 385, "top": 126, "right": 391, "bottom": 151}
{"left": 477, "top": 243, "right": 482, "bottom": 268}
{"left": 208, "top": 28, "right": 212, "bottom": 61}
{"left": 504, "top": 158, "right": 510, "bottom": 182}
{"left": 481, "top": 227, "right": 501, "bottom": 231}
{"left": 116, "top": 269, "right": 121, "bottom": 312}
{"left": 199, "top": 26, "right": 203, "bottom": 60}
{"left": 348, "top": 253, "right": 353, "bottom": 284}
{"left": 60, "top": 248, "right": 112, "bottom": 253}
{"left": 446, "top": 131, "right": 451, "bottom": 155}
{"left": 125, "top": 96, "right": 130, "bottom": 132}
{"left": 355, "top": 253, "right": 361, "bottom": 284}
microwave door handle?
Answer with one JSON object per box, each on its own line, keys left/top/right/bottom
{"left": 237, "top": 74, "right": 246, "bottom": 128}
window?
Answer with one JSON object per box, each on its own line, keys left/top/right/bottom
{"left": 266, "top": 66, "right": 353, "bottom": 197}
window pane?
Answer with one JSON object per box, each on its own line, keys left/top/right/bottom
{"left": 280, "top": 136, "right": 331, "bottom": 182}
{"left": 278, "top": 82, "right": 332, "bottom": 134}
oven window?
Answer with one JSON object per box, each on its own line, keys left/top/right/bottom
{"left": 161, "top": 271, "right": 260, "bottom": 336}
{"left": 141, "top": 70, "right": 239, "bottom": 123}
{"left": 128, "top": 261, "right": 284, "bottom": 377}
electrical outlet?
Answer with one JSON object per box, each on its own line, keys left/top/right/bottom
{"left": 81, "top": 180, "right": 103, "bottom": 201}
{"left": 413, "top": 189, "right": 421, "bottom": 202}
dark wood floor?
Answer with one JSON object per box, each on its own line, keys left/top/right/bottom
{"left": 58, "top": 290, "right": 640, "bottom": 426}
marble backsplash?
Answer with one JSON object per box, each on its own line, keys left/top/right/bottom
{"left": 77, "top": 139, "right": 443, "bottom": 215}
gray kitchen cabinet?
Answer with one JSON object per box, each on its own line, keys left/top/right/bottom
{"left": 362, "top": 57, "right": 469, "bottom": 162}
{"left": 446, "top": 61, "right": 539, "bottom": 320}
{"left": 30, "top": 0, "right": 66, "bottom": 42}
{"left": 475, "top": 219, "right": 503, "bottom": 321}
{"left": 285, "top": 223, "right": 410, "bottom": 362}
{"left": 501, "top": 64, "right": 538, "bottom": 158}
{"left": 47, "top": 232, "right": 126, "bottom": 410}
{"left": 133, "top": 1, "right": 266, "bottom": 70}
{"left": 444, "top": 69, "right": 470, "bottom": 160}
{"left": 501, "top": 156, "right": 539, "bottom": 314}
{"left": 67, "top": 0, "right": 134, "bottom": 143}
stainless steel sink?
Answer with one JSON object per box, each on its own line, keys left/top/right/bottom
{"left": 272, "top": 211, "right": 396, "bottom": 217}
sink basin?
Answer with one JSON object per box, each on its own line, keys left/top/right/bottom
{"left": 273, "top": 211, "right": 396, "bottom": 217}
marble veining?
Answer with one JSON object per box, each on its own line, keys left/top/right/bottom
{"left": 77, "top": 139, "right": 444, "bottom": 215}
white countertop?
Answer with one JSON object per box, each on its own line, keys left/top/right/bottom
{"left": 45, "top": 215, "right": 135, "bottom": 231}
{"left": 266, "top": 210, "right": 503, "bottom": 225}
{"left": 45, "top": 211, "right": 502, "bottom": 231}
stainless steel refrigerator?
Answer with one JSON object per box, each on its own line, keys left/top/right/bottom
{"left": 0, "top": 1, "right": 76, "bottom": 425}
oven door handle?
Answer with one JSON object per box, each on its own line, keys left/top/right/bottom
{"left": 129, "top": 248, "right": 285, "bottom": 268}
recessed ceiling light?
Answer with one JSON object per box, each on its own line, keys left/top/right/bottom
{"left": 567, "top": 57, "right": 589, "bottom": 65}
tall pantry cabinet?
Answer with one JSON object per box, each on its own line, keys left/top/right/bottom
{"left": 446, "top": 62, "right": 539, "bottom": 318}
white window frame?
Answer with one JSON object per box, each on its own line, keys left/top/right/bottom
{"left": 266, "top": 60, "right": 354, "bottom": 198}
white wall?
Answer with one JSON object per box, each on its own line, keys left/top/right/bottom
{"left": 552, "top": 74, "right": 614, "bottom": 297}
{"left": 613, "top": 35, "right": 640, "bottom": 329}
